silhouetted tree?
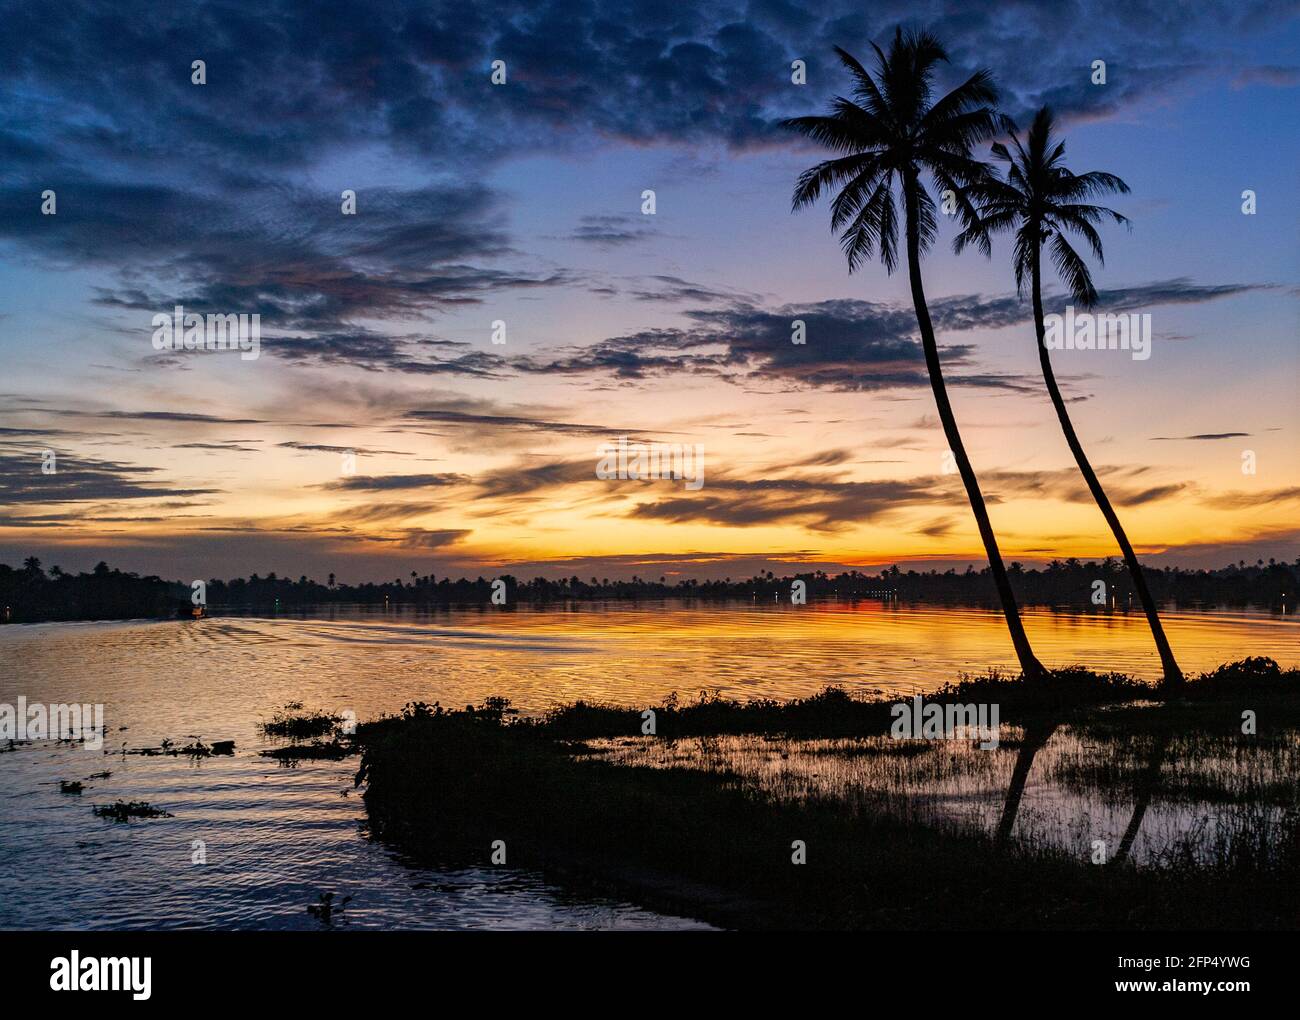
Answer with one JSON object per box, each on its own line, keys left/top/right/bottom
{"left": 784, "top": 28, "right": 1045, "bottom": 678}
{"left": 960, "top": 105, "right": 1182, "bottom": 686}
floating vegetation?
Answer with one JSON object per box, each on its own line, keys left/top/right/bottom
{"left": 113, "top": 737, "right": 235, "bottom": 759}
{"left": 59, "top": 780, "right": 84, "bottom": 794}
{"left": 260, "top": 704, "right": 345, "bottom": 740}
{"left": 306, "top": 891, "right": 352, "bottom": 925}
{"left": 261, "top": 738, "right": 356, "bottom": 765}
{"left": 93, "top": 800, "right": 174, "bottom": 822}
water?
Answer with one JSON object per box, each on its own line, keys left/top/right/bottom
{"left": 1, "top": 601, "right": 1295, "bottom": 929}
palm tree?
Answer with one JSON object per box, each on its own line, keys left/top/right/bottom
{"left": 783, "top": 28, "right": 1046, "bottom": 678}
{"left": 958, "top": 105, "right": 1183, "bottom": 686}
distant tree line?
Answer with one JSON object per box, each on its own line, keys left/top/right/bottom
{"left": 0, "top": 558, "right": 184, "bottom": 623}
{"left": 2, "top": 555, "right": 1296, "bottom": 623}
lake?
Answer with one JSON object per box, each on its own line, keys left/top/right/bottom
{"left": 1, "top": 601, "right": 1295, "bottom": 929}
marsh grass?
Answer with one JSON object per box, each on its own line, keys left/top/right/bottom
{"left": 354, "top": 659, "right": 1298, "bottom": 928}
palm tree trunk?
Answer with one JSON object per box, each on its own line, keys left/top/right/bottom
{"left": 1029, "top": 247, "right": 1184, "bottom": 687}
{"left": 903, "top": 178, "right": 1046, "bottom": 679}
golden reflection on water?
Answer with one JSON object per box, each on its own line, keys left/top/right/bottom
{"left": 3, "top": 603, "right": 1295, "bottom": 725}
{"left": 206, "top": 599, "right": 1299, "bottom": 709}
{"left": 0, "top": 602, "right": 1295, "bottom": 928}
{"left": 10, "top": 601, "right": 1294, "bottom": 716}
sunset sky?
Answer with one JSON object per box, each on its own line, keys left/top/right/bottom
{"left": 1, "top": 0, "right": 1297, "bottom": 583}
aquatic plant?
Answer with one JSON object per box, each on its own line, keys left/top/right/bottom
{"left": 260, "top": 704, "right": 345, "bottom": 739}
{"left": 92, "top": 801, "right": 174, "bottom": 822}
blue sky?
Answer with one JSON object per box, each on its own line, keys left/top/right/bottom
{"left": 0, "top": 0, "right": 1296, "bottom": 582}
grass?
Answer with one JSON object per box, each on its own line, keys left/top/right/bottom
{"left": 353, "top": 658, "right": 1298, "bottom": 930}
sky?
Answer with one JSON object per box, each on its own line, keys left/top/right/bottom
{"left": 1, "top": 0, "right": 1297, "bottom": 584}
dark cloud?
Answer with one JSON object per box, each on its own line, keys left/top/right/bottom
{"left": 473, "top": 459, "right": 597, "bottom": 499}
{"left": 327, "top": 502, "right": 447, "bottom": 525}
{"left": 981, "top": 465, "right": 1191, "bottom": 508}
{"left": 1152, "top": 432, "right": 1251, "bottom": 441}
{"left": 1091, "top": 280, "right": 1275, "bottom": 311}
{"left": 324, "top": 473, "right": 469, "bottom": 491}
{"left": 2, "top": 0, "right": 1286, "bottom": 378}
{"left": 510, "top": 298, "right": 1016, "bottom": 392}
{"left": 278, "top": 442, "right": 414, "bottom": 456}
{"left": 176, "top": 442, "right": 262, "bottom": 453}
{"left": 393, "top": 528, "right": 472, "bottom": 549}
{"left": 624, "top": 472, "right": 961, "bottom": 531}
{"left": 402, "top": 409, "right": 658, "bottom": 437}
{"left": 0, "top": 450, "right": 219, "bottom": 505}
{"left": 91, "top": 411, "right": 269, "bottom": 425}
{"left": 626, "top": 276, "right": 755, "bottom": 305}
{"left": 507, "top": 280, "right": 1275, "bottom": 391}
{"left": 5, "top": 0, "right": 1286, "bottom": 174}
{"left": 917, "top": 516, "right": 961, "bottom": 539}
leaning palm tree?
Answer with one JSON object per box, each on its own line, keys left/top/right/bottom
{"left": 784, "top": 28, "right": 1047, "bottom": 679}
{"left": 958, "top": 106, "right": 1183, "bottom": 687}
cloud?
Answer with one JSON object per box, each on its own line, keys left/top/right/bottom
{"left": 568, "top": 214, "right": 658, "bottom": 247}
{"left": 503, "top": 280, "right": 1276, "bottom": 392}
{"left": 402, "top": 408, "right": 659, "bottom": 438}
{"left": 2, "top": 0, "right": 1284, "bottom": 387}
{"left": 1199, "top": 487, "right": 1300, "bottom": 510}
{"left": 278, "top": 442, "right": 414, "bottom": 456}
{"left": 392, "top": 528, "right": 471, "bottom": 549}
{"left": 981, "top": 465, "right": 1192, "bottom": 508}
{"left": 0, "top": 450, "right": 219, "bottom": 505}
{"left": 92, "top": 411, "right": 269, "bottom": 425}
{"left": 1230, "top": 65, "right": 1300, "bottom": 88}
{"left": 324, "top": 473, "right": 469, "bottom": 491}
{"left": 917, "top": 516, "right": 961, "bottom": 538}
{"left": 1152, "top": 432, "right": 1251, "bottom": 441}
{"left": 6, "top": 0, "right": 1288, "bottom": 176}
{"left": 625, "top": 472, "right": 961, "bottom": 531}
{"left": 176, "top": 442, "right": 262, "bottom": 453}
{"left": 473, "top": 458, "right": 597, "bottom": 499}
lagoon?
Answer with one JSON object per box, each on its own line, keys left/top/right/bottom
{"left": 0, "top": 601, "right": 1294, "bottom": 929}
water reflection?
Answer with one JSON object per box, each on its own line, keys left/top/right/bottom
{"left": 0, "top": 602, "right": 1295, "bottom": 928}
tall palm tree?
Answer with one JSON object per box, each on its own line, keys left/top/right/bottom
{"left": 958, "top": 105, "right": 1183, "bottom": 687}
{"left": 783, "top": 28, "right": 1047, "bottom": 679}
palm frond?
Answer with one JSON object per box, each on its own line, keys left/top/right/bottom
{"left": 1049, "top": 231, "right": 1098, "bottom": 306}
{"left": 790, "top": 153, "right": 880, "bottom": 211}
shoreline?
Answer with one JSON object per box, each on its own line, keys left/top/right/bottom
{"left": 5, "top": 595, "right": 1295, "bottom": 628}
{"left": 353, "top": 660, "right": 1300, "bottom": 930}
